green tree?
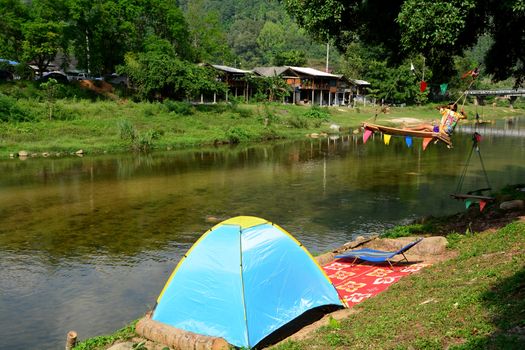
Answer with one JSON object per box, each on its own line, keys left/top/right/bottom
{"left": 40, "top": 78, "right": 59, "bottom": 120}
{"left": 257, "top": 21, "right": 286, "bottom": 64}
{"left": 397, "top": 0, "right": 481, "bottom": 81}
{"left": 184, "top": 0, "right": 233, "bottom": 64}
{"left": 228, "top": 18, "right": 263, "bottom": 67}
{"left": 364, "top": 61, "right": 423, "bottom": 105}
{"left": 22, "top": 20, "right": 66, "bottom": 75}
{"left": 119, "top": 36, "right": 225, "bottom": 100}
{"left": 0, "top": 0, "right": 31, "bottom": 61}
{"left": 284, "top": 0, "right": 525, "bottom": 86}
{"left": 66, "top": 0, "right": 193, "bottom": 75}
{"left": 273, "top": 50, "right": 307, "bottom": 66}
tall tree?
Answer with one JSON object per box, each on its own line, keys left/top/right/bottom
{"left": 119, "top": 36, "right": 225, "bottom": 100}
{"left": 66, "top": 0, "right": 192, "bottom": 75}
{"left": 22, "top": 20, "right": 66, "bottom": 75}
{"left": 0, "top": 0, "right": 31, "bottom": 61}
{"left": 184, "top": 0, "right": 233, "bottom": 64}
{"left": 257, "top": 21, "right": 286, "bottom": 64}
{"left": 283, "top": 0, "right": 525, "bottom": 85}
{"left": 228, "top": 18, "right": 263, "bottom": 67}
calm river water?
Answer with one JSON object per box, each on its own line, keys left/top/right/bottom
{"left": 1, "top": 121, "right": 524, "bottom": 349}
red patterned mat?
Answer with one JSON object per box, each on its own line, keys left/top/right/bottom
{"left": 323, "top": 260, "right": 430, "bottom": 307}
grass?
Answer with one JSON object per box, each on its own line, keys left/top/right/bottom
{"left": 380, "top": 223, "right": 437, "bottom": 238}
{"left": 274, "top": 221, "right": 525, "bottom": 350}
{"left": 1, "top": 81, "right": 523, "bottom": 158}
{"left": 72, "top": 321, "right": 138, "bottom": 350}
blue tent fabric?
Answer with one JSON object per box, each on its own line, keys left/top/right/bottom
{"left": 152, "top": 216, "right": 343, "bottom": 348}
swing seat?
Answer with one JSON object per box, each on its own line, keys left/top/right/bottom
{"left": 450, "top": 193, "right": 495, "bottom": 201}
{"left": 362, "top": 122, "right": 452, "bottom": 146}
{"left": 451, "top": 187, "right": 494, "bottom": 201}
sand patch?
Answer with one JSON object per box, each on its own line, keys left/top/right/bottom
{"left": 390, "top": 117, "right": 427, "bottom": 124}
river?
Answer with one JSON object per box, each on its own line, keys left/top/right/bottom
{"left": 1, "top": 121, "right": 524, "bottom": 349}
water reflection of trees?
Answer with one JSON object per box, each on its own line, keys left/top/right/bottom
{"left": 0, "top": 135, "right": 524, "bottom": 262}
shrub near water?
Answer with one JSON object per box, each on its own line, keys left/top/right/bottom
{"left": 303, "top": 105, "right": 330, "bottom": 120}
{"left": 226, "top": 126, "right": 250, "bottom": 143}
{"left": 0, "top": 93, "right": 33, "bottom": 122}
{"left": 163, "top": 100, "right": 194, "bottom": 115}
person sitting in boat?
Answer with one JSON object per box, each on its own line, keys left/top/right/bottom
{"left": 406, "top": 103, "right": 467, "bottom": 136}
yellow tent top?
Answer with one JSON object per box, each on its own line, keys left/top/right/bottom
{"left": 218, "top": 216, "right": 268, "bottom": 229}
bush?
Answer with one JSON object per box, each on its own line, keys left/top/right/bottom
{"left": 117, "top": 119, "right": 136, "bottom": 142}
{"left": 288, "top": 115, "right": 309, "bottom": 128}
{"left": 381, "top": 223, "right": 435, "bottom": 238}
{"left": 0, "top": 93, "right": 32, "bottom": 122}
{"left": 142, "top": 102, "right": 163, "bottom": 117}
{"left": 52, "top": 106, "right": 79, "bottom": 121}
{"left": 194, "top": 103, "right": 229, "bottom": 114}
{"left": 303, "top": 106, "right": 330, "bottom": 120}
{"left": 258, "top": 104, "right": 280, "bottom": 126}
{"left": 136, "top": 129, "right": 159, "bottom": 151}
{"left": 226, "top": 126, "right": 249, "bottom": 143}
{"left": 164, "top": 100, "right": 194, "bottom": 115}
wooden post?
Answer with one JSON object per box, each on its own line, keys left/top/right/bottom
{"left": 213, "top": 93, "right": 217, "bottom": 104}
{"left": 200, "top": 94, "right": 204, "bottom": 104}
{"left": 65, "top": 331, "right": 77, "bottom": 350}
{"left": 311, "top": 89, "right": 314, "bottom": 106}
{"left": 329, "top": 92, "right": 332, "bottom": 106}
{"left": 320, "top": 90, "right": 323, "bottom": 106}
{"left": 226, "top": 90, "right": 228, "bottom": 102}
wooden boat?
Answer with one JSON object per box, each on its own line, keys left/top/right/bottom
{"left": 363, "top": 122, "right": 452, "bottom": 147}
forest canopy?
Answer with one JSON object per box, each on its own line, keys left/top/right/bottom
{"left": 283, "top": 0, "right": 524, "bottom": 87}
{"left": 0, "top": 0, "right": 523, "bottom": 103}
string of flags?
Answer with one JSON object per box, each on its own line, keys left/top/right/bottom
{"left": 363, "top": 130, "right": 434, "bottom": 151}
{"left": 465, "top": 199, "right": 487, "bottom": 212}
{"left": 410, "top": 61, "right": 427, "bottom": 93}
{"left": 411, "top": 61, "right": 456, "bottom": 95}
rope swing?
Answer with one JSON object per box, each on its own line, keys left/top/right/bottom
{"left": 450, "top": 132, "right": 494, "bottom": 211}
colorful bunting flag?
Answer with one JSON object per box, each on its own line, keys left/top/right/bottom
{"left": 383, "top": 134, "right": 391, "bottom": 145}
{"left": 405, "top": 136, "right": 413, "bottom": 148}
{"left": 363, "top": 129, "right": 372, "bottom": 144}
{"left": 420, "top": 81, "right": 427, "bottom": 92}
{"left": 465, "top": 199, "right": 472, "bottom": 209}
{"left": 479, "top": 200, "right": 487, "bottom": 212}
{"left": 440, "top": 83, "right": 448, "bottom": 95}
{"left": 422, "top": 137, "right": 432, "bottom": 151}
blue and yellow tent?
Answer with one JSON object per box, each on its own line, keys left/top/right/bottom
{"left": 152, "top": 216, "right": 343, "bottom": 348}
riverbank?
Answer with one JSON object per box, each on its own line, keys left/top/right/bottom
{"left": 1, "top": 84, "right": 523, "bottom": 158}
{"left": 71, "top": 187, "right": 525, "bottom": 350}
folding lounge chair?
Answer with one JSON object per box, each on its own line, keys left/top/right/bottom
{"left": 335, "top": 238, "right": 424, "bottom": 269}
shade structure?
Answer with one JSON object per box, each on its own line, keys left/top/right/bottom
{"left": 152, "top": 216, "right": 343, "bottom": 348}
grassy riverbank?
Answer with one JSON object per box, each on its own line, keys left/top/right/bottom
{"left": 72, "top": 215, "right": 525, "bottom": 350}
{"left": 274, "top": 221, "right": 525, "bottom": 350}
{"left": 1, "top": 82, "right": 523, "bottom": 158}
